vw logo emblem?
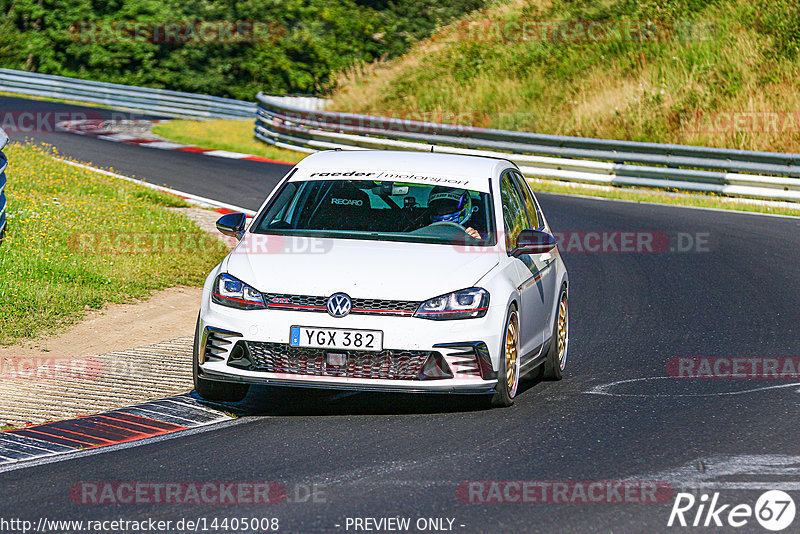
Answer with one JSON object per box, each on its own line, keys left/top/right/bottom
{"left": 326, "top": 293, "right": 352, "bottom": 318}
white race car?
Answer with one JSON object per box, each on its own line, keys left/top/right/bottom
{"left": 194, "top": 150, "right": 569, "bottom": 407}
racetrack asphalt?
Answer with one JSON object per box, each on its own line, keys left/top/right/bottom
{"left": 0, "top": 95, "right": 287, "bottom": 209}
{"left": 2, "top": 95, "right": 800, "bottom": 533}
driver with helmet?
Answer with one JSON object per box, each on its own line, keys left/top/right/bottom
{"left": 427, "top": 187, "right": 481, "bottom": 239}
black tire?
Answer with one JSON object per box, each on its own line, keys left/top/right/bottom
{"left": 542, "top": 286, "right": 568, "bottom": 380}
{"left": 192, "top": 316, "right": 249, "bottom": 402}
{"left": 491, "top": 305, "right": 521, "bottom": 408}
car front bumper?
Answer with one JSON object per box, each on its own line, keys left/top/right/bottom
{"left": 197, "top": 295, "right": 505, "bottom": 394}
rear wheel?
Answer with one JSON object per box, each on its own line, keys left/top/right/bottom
{"left": 193, "top": 316, "right": 249, "bottom": 402}
{"left": 542, "top": 287, "right": 568, "bottom": 380}
{"left": 491, "top": 305, "right": 521, "bottom": 407}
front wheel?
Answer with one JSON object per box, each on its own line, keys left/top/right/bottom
{"left": 491, "top": 305, "right": 521, "bottom": 407}
{"left": 192, "top": 316, "right": 249, "bottom": 402}
{"left": 542, "top": 287, "right": 568, "bottom": 380}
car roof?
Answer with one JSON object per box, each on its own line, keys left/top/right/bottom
{"left": 293, "top": 150, "right": 516, "bottom": 182}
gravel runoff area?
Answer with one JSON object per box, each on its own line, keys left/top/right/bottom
{"left": 0, "top": 337, "right": 194, "bottom": 426}
{"left": 0, "top": 208, "right": 232, "bottom": 427}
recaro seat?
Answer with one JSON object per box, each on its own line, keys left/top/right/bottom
{"left": 307, "top": 182, "right": 372, "bottom": 231}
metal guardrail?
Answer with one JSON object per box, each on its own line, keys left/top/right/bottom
{"left": 255, "top": 93, "right": 800, "bottom": 202}
{"left": 0, "top": 69, "right": 327, "bottom": 119}
{"left": 0, "top": 127, "right": 8, "bottom": 243}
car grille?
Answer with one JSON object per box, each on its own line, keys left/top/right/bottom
{"left": 243, "top": 342, "right": 433, "bottom": 380}
{"left": 261, "top": 293, "right": 420, "bottom": 317}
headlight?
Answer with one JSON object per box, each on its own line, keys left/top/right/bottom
{"left": 211, "top": 273, "right": 265, "bottom": 310}
{"left": 414, "top": 287, "right": 490, "bottom": 320}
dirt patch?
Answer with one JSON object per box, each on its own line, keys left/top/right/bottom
{"left": 0, "top": 286, "right": 202, "bottom": 360}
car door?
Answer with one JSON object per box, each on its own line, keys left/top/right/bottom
{"left": 499, "top": 171, "right": 549, "bottom": 359}
{"left": 511, "top": 171, "right": 559, "bottom": 345}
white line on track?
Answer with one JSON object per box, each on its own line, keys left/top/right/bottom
{"left": 586, "top": 376, "right": 800, "bottom": 397}
{"left": 628, "top": 454, "right": 800, "bottom": 491}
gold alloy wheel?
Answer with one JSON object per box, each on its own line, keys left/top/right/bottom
{"left": 505, "top": 311, "right": 520, "bottom": 395}
{"left": 557, "top": 295, "right": 568, "bottom": 370}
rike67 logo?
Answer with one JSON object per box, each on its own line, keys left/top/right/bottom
{"left": 668, "top": 490, "right": 796, "bottom": 531}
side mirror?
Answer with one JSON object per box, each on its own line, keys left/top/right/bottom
{"left": 216, "top": 212, "right": 247, "bottom": 240}
{"left": 511, "top": 229, "right": 556, "bottom": 257}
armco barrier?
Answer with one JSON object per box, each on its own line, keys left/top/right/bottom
{"left": 0, "top": 68, "right": 327, "bottom": 119}
{"left": 0, "top": 127, "right": 8, "bottom": 243}
{"left": 254, "top": 93, "right": 800, "bottom": 202}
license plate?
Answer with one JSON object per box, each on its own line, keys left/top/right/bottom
{"left": 290, "top": 326, "right": 383, "bottom": 352}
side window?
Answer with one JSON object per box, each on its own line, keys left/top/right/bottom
{"left": 500, "top": 173, "right": 528, "bottom": 252}
{"left": 511, "top": 171, "right": 540, "bottom": 229}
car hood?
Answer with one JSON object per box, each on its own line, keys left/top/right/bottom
{"left": 224, "top": 236, "right": 500, "bottom": 301}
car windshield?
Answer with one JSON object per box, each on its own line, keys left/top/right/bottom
{"left": 252, "top": 179, "right": 496, "bottom": 246}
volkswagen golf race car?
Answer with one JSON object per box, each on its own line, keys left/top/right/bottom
{"left": 194, "top": 150, "right": 569, "bottom": 407}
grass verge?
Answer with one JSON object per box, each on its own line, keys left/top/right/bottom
{"left": 332, "top": 0, "right": 800, "bottom": 154}
{"left": 0, "top": 142, "right": 229, "bottom": 345}
{"left": 152, "top": 119, "right": 306, "bottom": 164}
